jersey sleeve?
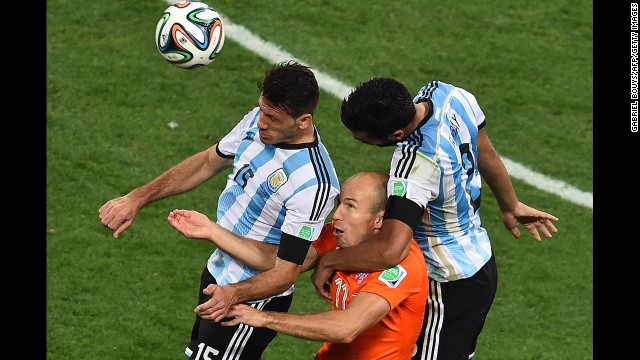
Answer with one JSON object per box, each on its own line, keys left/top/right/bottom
{"left": 456, "top": 87, "right": 485, "bottom": 129}
{"left": 388, "top": 150, "right": 441, "bottom": 209}
{"left": 312, "top": 222, "right": 338, "bottom": 256}
{"left": 359, "top": 241, "right": 426, "bottom": 309}
{"left": 279, "top": 183, "right": 338, "bottom": 242}
{"left": 216, "top": 106, "right": 260, "bottom": 157}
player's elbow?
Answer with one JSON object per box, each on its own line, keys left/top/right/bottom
{"left": 328, "top": 324, "right": 364, "bottom": 343}
{"left": 380, "top": 247, "right": 405, "bottom": 267}
{"left": 379, "top": 239, "right": 410, "bottom": 267}
{"left": 374, "top": 219, "right": 414, "bottom": 267}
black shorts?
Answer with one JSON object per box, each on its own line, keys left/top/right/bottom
{"left": 185, "top": 267, "right": 293, "bottom": 360}
{"left": 413, "top": 254, "right": 498, "bottom": 360}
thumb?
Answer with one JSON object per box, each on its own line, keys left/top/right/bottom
{"left": 319, "top": 287, "right": 331, "bottom": 302}
{"left": 203, "top": 284, "right": 217, "bottom": 295}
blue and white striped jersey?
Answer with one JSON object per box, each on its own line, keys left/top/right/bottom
{"left": 208, "top": 106, "right": 340, "bottom": 299}
{"left": 387, "top": 81, "right": 492, "bottom": 282}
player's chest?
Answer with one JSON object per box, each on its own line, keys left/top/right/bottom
{"left": 330, "top": 272, "right": 370, "bottom": 310}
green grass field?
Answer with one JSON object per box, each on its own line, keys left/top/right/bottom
{"left": 47, "top": 0, "right": 593, "bottom": 358}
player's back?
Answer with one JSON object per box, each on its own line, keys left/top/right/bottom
{"left": 406, "top": 80, "right": 492, "bottom": 282}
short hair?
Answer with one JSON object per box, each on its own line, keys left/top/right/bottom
{"left": 367, "top": 171, "right": 390, "bottom": 214}
{"left": 259, "top": 60, "right": 320, "bottom": 118}
{"left": 340, "top": 77, "right": 416, "bottom": 140}
{"left": 343, "top": 171, "right": 389, "bottom": 214}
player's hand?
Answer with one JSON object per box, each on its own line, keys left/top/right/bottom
{"left": 99, "top": 195, "right": 139, "bottom": 239}
{"left": 311, "top": 256, "right": 333, "bottom": 302}
{"left": 167, "top": 209, "right": 214, "bottom": 240}
{"left": 501, "top": 202, "right": 559, "bottom": 241}
{"left": 221, "top": 304, "right": 266, "bottom": 327}
{"left": 195, "top": 284, "right": 236, "bottom": 322}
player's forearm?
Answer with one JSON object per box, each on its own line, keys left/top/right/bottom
{"left": 208, "top": 225, "right": 277, "bottom": 272}
{"left": 322, "top": 219, "right": 413, "bottom": 272}
{"left": 478, "top": 150, "right": 519, "bottom": 212}
{"left": 476, "top": 130, "right": 519, "bottom": 211}
{"left": 259, "top": 309, "right": 359, "bottom": 343}
{"left": 129, "top": 148, "right": 223, "bottom": 206}
{"left": 228, "top": 262, "right": 300, "bottom": 303}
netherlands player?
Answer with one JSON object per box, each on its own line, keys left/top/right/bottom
{"left": 169, "top": 171, "right": 428, "bottom": 360}
{"left": 99, "top": 60, "right": 340, "bottom": 360}
{"left": 311, "top": 78, "right": 559, "bottom": 360}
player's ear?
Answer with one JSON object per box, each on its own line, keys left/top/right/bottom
{"left": 373, "top": 212, "right": 384, "bottom": 230}
{"left": 296, "top": 114, "right": 313, "bottom": 129}
{"left": 389, "top": 129, "right": 405, "bottom": 142}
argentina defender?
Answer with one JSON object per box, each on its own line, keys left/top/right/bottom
{"left": 100, "top": 60, "right": 340, "bottom": 360}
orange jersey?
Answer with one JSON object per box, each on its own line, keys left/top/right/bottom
{"left": 312, "top": 222, "right": 429, "bottom": 360}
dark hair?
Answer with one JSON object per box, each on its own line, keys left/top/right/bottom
{"left": 340, "top": 77, "right": 416, "bottom": 140}
{"left": 259, "top": 60, "right": 320, "bottom": 118}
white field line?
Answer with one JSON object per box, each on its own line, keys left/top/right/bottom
{"left": 164, "top": 2, "right": 594, "bottom": 210}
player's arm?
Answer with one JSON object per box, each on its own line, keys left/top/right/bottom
{"left": 225, "top": 233, "right": 310, "bottom": 299}
{"left": 311, "top": 153, "right": 436, "bottom": 299}
{"left": 168, "top": 209, "right": 321, "bottom": 272}
{"left": 321, "top": 215, "right": 416, "bottom": 271}
{"left": 477, "top": 128, "right": 558, "bottom": 240}
{"left": 168, "top": 209, "right": 278, "bottom": 271}
{"left": 222, "top": 292, "right": 390, "bottom": 343}
{"left": 194, "top": 233, "right": 316, "bottom": 322}
{"left": 207, "top": 224, "right": 320, "bottom": 272}
{"left": 300, "top": 244, "right": 320, "bottom": 272}
{"left": 476, "top": 128, "right": 519, "bottom": 212}
{"left": 208, "top": 225, "right": 320, "bottom": 272}
{"left": 318, "top": 151, "right": 436, "bottom": 272}
{"left": 130, "top": 144, "right": 233, "bottom": 205}
{"left": 100, "top": 144, "right": 233, "bottom": 238}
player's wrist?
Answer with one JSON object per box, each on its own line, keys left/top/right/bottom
{"left": 225, "top": 285, "right": 241, "bottom": 304}
{"left": 207, "top": 222, "right": 220, "bottom": 243}
{"left": 126, "top": 189, "right": 147, "bottom": 210}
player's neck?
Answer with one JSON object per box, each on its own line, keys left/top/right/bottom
{"left": 407, "top": 102, "right": 430, "bottom": 132}
{"left": 289, "top": 126, "right": 316, "bottom": 144}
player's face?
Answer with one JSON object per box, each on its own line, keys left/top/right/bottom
{"left": 257, "top": 96, "right": 301, "bottom": 145}
{"left": 331, "top": 177, "right": 382, "bottom": 249}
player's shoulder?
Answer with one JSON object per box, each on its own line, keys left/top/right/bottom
{"left": 313, "top": 222, "right": 337, "bottom": 255}
{"left": 238, "top": 106, "right": 262, "bottom": 129}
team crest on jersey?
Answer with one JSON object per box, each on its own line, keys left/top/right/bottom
{"left": 392, "top": 181, "right": 408, "bottom": 197}
{"left": 297, "top": 225, "right": 314, "bottom": 240}
{"left": 378, "top": 265, "right": 407, "bottom": 288}
{"left": 355, "top": 272, "right": 368, "bottom": 284}
{"left": 267, "top": 168, "right": 288, "bottom": 192}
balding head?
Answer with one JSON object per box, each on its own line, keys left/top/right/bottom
{"left": 332, "top": 171, "right": 389, "bottom": 248}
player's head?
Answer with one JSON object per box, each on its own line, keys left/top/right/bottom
{"left": 332, "top": 171, "right": 389, "bottom": 249}
{"left": 259, "top": 60, "right": 319, "bottom": 118}
{"left": 340, "top": 77, "right": 416, "bottom": 147}
{"left": 257, "top": 60, "right": 320, "bottom": 145}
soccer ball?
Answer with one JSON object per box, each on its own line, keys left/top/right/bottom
{"left": 155, "top": 1, "right": 225, "bottom": 69}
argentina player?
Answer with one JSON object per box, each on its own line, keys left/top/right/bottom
{"left": 312, "top": 78, "right": 558, "bottom": 360}
{"left": 100, "top": 60, "right": 339, "bottom": 360}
